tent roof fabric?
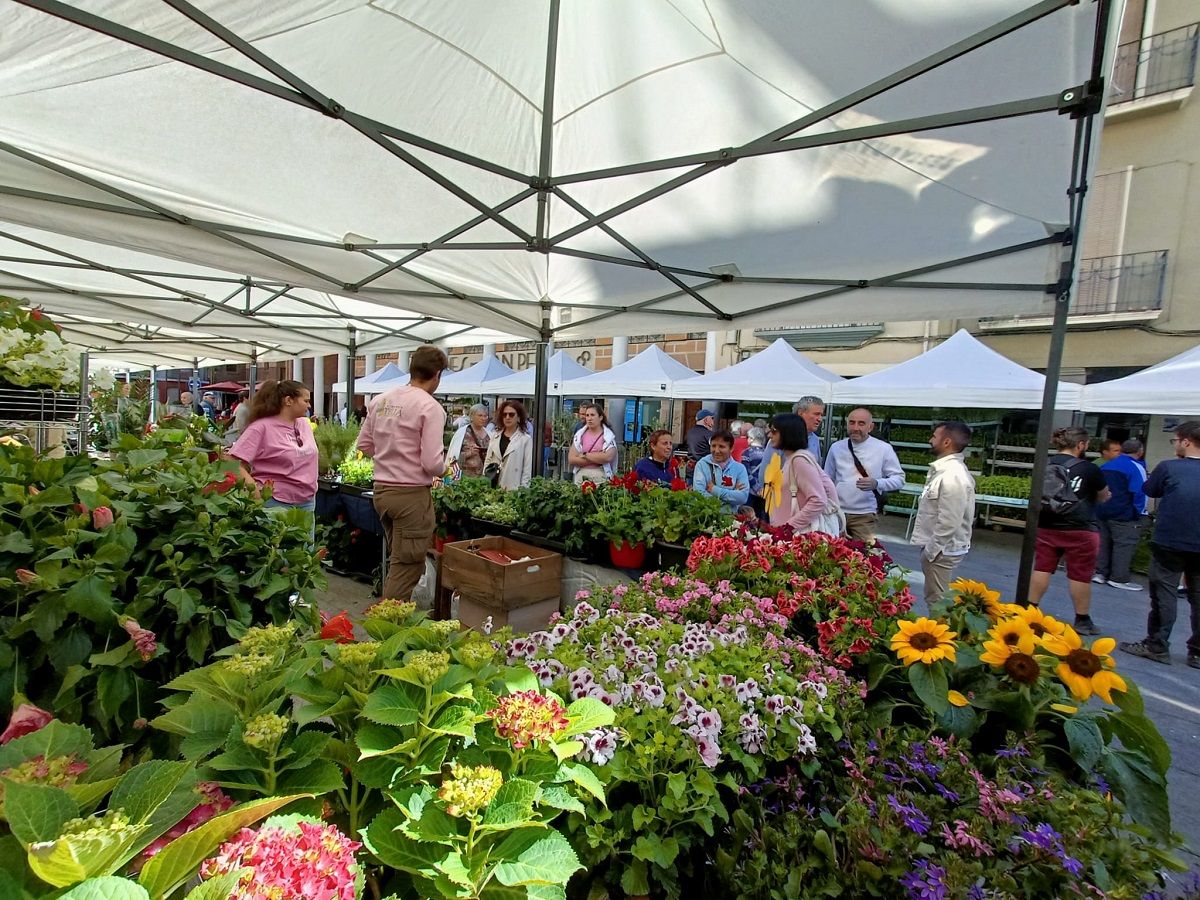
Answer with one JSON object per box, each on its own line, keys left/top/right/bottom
{"left": 674, "top": 338, "right": 842, "bottom": 402}
{"left": 1080, "top": 344, "right": 1200, "bottom": 415}
{"left": 332, "top": 361, "right": 409, "bottom": 394}
{"left": 436, "top": 354, "right": 517, "bottom": 396}
{"left": 0, "top": 1, "right": 1108, "bottom": 346}
{"left": 831, "top": 329, "right": 1083, "bottom": 410}
{"left": 482, "top": 349, "right": 592, "bottom": 397}
{"left": 566, "top": 345, "right": 697, "bottom": 397}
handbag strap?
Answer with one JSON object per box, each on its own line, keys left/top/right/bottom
{"left": 846, "top": 438, "right": 869, "bottom": 479}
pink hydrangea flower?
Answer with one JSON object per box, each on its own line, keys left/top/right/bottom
{"left": 121, "top": 617, "right": 158, "bottom": 661}
{"left": 200, "top": 818, "right": 361, "bottom": 900}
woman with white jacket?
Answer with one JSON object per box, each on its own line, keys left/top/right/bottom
{"left": 482, "top": 399, "right": 533, "bottom": 490}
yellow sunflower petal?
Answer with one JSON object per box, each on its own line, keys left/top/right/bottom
{"left": 1057, "top": 663, "right": 1094, "bottom": 702}
{"left": 1050, "top": 703, "right": 1078, "bottom": 715}
{"left": 948, "top": 690, "right": 969, "bottom": 708}
{"left": 1091, "top": 670, "right": 1128, "bottom": 705}
{"left": 1091, "top": 637, "right": 1116, "bottom": 657}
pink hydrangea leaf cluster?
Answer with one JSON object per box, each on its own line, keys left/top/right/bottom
{"left": 199, "top": 818, "right": 362, "bottom": 900}
{"left": 487, "top": 690, "right": 570, "bottom": 749}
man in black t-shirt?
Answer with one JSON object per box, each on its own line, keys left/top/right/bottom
{"left": 1029, "top": 427, "right": 1111, "bottom": 635}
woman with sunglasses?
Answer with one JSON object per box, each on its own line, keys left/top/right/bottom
{"left": 229, "top": 379, "right": 318, "bottom": 533}
{"left": 482, "top": 399, "right": 533, "bottom": 490}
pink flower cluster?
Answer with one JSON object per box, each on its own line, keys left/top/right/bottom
{"left": 133, "top": 782, "right": 234, "bottom": 872}
{"left": 200, "top": 818, "right": 361, "bottom": 900}
{"left": 487, "top": 690, "right": 570, "bottom": 749}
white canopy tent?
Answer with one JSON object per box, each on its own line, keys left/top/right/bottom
{"left": 831, "top": 329, "right": 1083, "bottom": 410}
{"left": 435, "top": 355, "right": 517, "bottom": 397}
{"left": 674, "top": 338, "right": 842, "bottom": 402}
{"left": 1080, "top": 344, "right": 1200, "bottom": 415}
{"left": 483, "top": 350, "right": 592, "bottom": 398}
{"left": 332, "top": 361, "right": 408, "bottom": 395}
{"left": 0, "top": 1, "right": 1111, "bottom": 342}
{"left": 566, "top": 345, "right": 697, "bottom": 398}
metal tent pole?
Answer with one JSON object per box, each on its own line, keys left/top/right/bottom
{"left": 149, "top": 365, "right": 158, "bottom": 421}
{"left": 347, "top": 328, "right": 357, "bottom": 421}
{"left": 77, "top": 350, "right": 88, "bottom": 452}
{"left": 248, "top": 348, "right": 258, "bottom": 399}
{"left": 532, "top": 303, "right": 551, "bottom": 478}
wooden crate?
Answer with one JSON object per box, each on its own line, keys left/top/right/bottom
{"left": 456, "top": 594, "right": 560, "bottom": 633}
{"left": 442, "top": 536, "right": 562, "bottom": 610}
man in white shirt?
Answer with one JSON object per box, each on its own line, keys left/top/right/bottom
{"left": 911, "top": 421, "right": 976, "bottom": 606}
{"left": 824, "top": 407, "right": 905, "bottom": 544}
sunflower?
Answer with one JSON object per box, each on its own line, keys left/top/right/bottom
{"left": 1002, "top": 652, "right": 1041, "bottom": 685}
{"left": 1007, "top": 604, "right": 1069, "bottom": 646}
{"left": 978, "top": 618, "right": 1036, "bottom": 666}
{"left": 1042, "top": 627, "right": 1127, "bottom": 703}
{"left": 949, "top": 578, "right": 1004, "bottom": 619}
{"left": 891, "top": 618, "right": 957, "bottom": 666}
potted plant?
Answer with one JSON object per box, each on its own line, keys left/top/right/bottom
{"left": 583, "top": 474, "right": 653, "bottom": 568}
{"left": 432, "top": 476, "right": 496, "bottom": 544}
{"left": 643, "top": 479, "right": 730, "bottom": 569}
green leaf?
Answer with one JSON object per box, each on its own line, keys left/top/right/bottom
{"left": 481, "top": 779, "right": 539, "bottom": 830}
{"left": 620, "top": 858, "right": 649, "bottom": 897}
{"left": 4, "top": 780, "right": 79, "bottom": 845}
{"left": 632, "top": 833, "right": 680, "bottom": 870}
{"left": 109, "top": 761, "right": 192, "bottom": 826}
{"left": 277, "top": 731, "right": 332, "bottom": 773}
{"left": 556, "top": 762, "right": 605, "bottom": 806}
{"left": 428, "top": 704, "right": 477, "bottom": 740}
{"left": 184, "top": 870, "right": 249, "bottom": 900}
{"left": 0, "top": 721, "right": 94, "bottom": 771}
{"left": 63, "top": 576, "right": 115, "bottom": 622}
{"left": 28, "top": 822, "right": 150, "bottom": 889}
{"left": 361, "top": 807, "right": 443, "bottom": 874}
{"left": 1103, "top": 748, "right": 1170, "bottom": 834}
{"left": 150, "top": 703, "right": 235, "bottom": 760}
{"left": 562, "top": 697, "right": 616, "bottom": 738}
{"left": 907, "top": 662, "right": 949, "bottom": 715}
{"left": 58, "top": 877, "right": 150, "bottom": 900}
{"left": 502, "top": 668, "right": 539, "bottom": 695}
{"left": 1107, "top": 710, "right": 1171, "bottom": 777}
{"left": 0, "top": 530, "right": 33, "bottom": 554}
{"left": 137, "top": 795, "right": 307, "bottom": 900}
{"left": 124, "top": 449, "right": 168, "bottom": 469}
{"left": 537, "top": 785, "right": 585, "bottom": 816}
{"left": 494, "top": 830, "right": 583, "bottom": 887}
{"left": 276, "top": 760, "right": 346, "bottom": 796}
{"left": 1063, "top": 716, "right": 1104, "bottom": 773}
{"left": 361, "top": 682, "right": 425, "bottom": 727}
{"left": 936, "top": 701, "right": 978, "bottom": 739}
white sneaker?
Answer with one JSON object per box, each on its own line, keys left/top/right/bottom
{"left": 1106, "top": 580, "right": 1143, "bottom": 592}
{"left": 1091, "top": 573, "right": 1107, "bottom": 585}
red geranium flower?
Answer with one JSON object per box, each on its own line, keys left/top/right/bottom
{"left": 320, "top": 610, "right": 354, "bottom": 644}
{"left": 670, "top": 477, "right": 688, "bottom": 492}
{"left": 580, "top": 481, "right": 597, "bottom": 494}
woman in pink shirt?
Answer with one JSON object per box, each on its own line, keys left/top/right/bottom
{"left": 229, "top": 380, "right": 318, "bottom": 534}
{"left": 768, "top": 413, "right": 843, "bottom": 536}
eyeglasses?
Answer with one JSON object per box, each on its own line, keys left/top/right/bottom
{"left": 503, "top": 411, "right": 517, "bottom": 418}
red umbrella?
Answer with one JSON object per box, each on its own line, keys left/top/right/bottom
{"left": 201, "top": 381, "right": 247, "bottom": 392}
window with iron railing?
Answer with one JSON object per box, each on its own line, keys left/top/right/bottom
{"left": 1109, "top": 22, "right": 1199, "bottom": 104}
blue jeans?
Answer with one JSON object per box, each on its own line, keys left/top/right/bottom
{"left": 265, "top": 496, "right": 317, "bottom": 543}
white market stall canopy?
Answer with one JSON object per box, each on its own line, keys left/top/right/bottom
{"left": 483, "top": 349, "right": 592, "bottom": 397}
{"left": 831, "top": 329, "right": 1083, "bottom": 410}
{"left": 1080, "top": 344, "right": 1200, "bottom": 415}
{"left": 0, "top": 222, "right": 518, "bottom": 365}
{"left": 332, "top": 361, "right": 409, "bottom": 395}
{"left": 566, "top": 345, "right": 697, "bottom": 397}
{"left": 675, "top": 338, "right": 842, "bottom": 402}
{"left": 436, "top": 354, "right": 517, "bottom": 396}
{"left": 0, "top": 1, "right": 1114, "bottom": 342}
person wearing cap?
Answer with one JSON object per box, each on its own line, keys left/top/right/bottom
{"left": 686, "top": 409, "right": 716, "bottom": 467}
{"left": 199, "top": 392, "right": 217, "bottom": 422}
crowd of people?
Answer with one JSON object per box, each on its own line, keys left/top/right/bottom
{"left": 192, "top": 343, "right": 1198, "bottom": 668}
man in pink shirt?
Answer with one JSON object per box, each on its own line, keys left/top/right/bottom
{"left": 356, "top": 345, "right": 448, "bottom": 601}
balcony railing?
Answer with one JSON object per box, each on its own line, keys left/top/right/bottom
{"left": 1110, "top": 23, "right": 1199, "bottom": 104}
{"left": 981, "top": 251, "right": 1167, "bottom": 327}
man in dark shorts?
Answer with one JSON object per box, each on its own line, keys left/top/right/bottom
{"left": 1028, "top": 426, "right": 1111, "bottom": 635}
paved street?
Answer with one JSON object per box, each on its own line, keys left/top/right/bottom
{"left": 877, "top": 518, "right": 1200, "bottom": 863}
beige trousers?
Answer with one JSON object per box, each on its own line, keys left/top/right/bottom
{"left": 373, "top": 485, "right": 434, "bottom": 602}
{"left": 843, "top": 512, "right": 879, "bottom": 544}
{"left": 921, "top": 552, "right": 963, "bottom": 606}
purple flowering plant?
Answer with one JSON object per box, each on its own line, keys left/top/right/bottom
{"left": 506, "top": 596, "right": 860, "bottom": 897}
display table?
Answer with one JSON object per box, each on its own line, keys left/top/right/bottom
{"left": 892, "top": 483, "right": 1030, "bottom": 537}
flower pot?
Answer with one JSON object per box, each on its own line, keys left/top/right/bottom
{"left": 472, "top": 517, "right": 514, "bottom": 538}
{"left": 608, "top": 539, "right": 646, "bottom": 569}
{"left": 654, "top": 540, "right": 690, "bottom": 571}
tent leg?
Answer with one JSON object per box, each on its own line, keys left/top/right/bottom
{"left": 77, "top": 350, "right": 89, "bottom": 453}
{"left": 1015, "top": 284, "right": 1071, "bottom": 604}
{"left": 249, "top": 348, "right": 258, "bottom": 400}
{"left": 347, "top": 328, "right": 357, "bottom": 422}
{"left": 532, "top": 304, "right": 551, "bottom": 478}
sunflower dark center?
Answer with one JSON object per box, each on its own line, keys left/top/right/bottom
{"left": 909, "top": 632, "right": 938, "bottom": 651}
{"left": 1003, "top": 653, "right": 1040, "bottom": 684}
{"left": 1003, "top": 632, "right": 1021, "bottom": 646}
{"left": 1029, "top": 622, "right": 1047, "bottom": 637}
{"left": 1066, "top": 649, "right": 1102, "bottom": 678}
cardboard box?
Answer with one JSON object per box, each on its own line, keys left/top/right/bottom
{"left": 455, "top": 594, "right": 560, "bottom": 633}
{"left": 442, "top": 536, "right": 563, "bottom": 611}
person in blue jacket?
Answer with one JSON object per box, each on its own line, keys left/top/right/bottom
{"left": 1094, "top": 438, "right": 1148, "bottom": 591}
{"left": 693, "top": 429, "right": 750, "bottom": 513}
